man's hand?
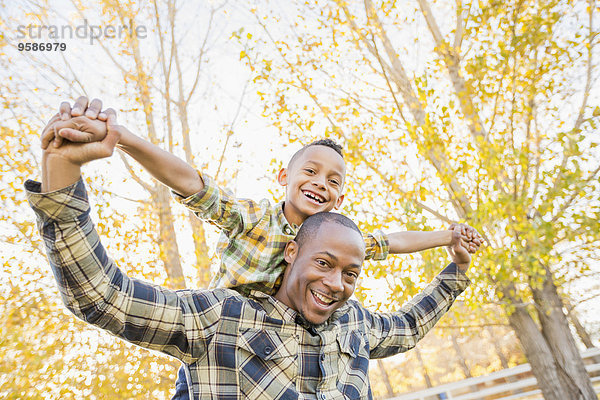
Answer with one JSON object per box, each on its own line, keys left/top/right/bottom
{"left": 447, "top": 223, "right": 482, "bottom": 272}
{"left": 41, "top": 112, "right": 122, "bottom": 192}
{"left": 43, "top": 112, "right": 121, "bottom": 166}
{"left": 42, "top": 96, "right": 111, "bottom": 149}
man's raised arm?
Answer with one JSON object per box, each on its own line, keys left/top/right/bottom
{"left": 365, "top": 224, "right": 478, "bottom": 358}
{"left": 28, "top": 113, "right": 220, "bottom": 363}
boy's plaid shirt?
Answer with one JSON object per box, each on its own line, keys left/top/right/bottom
{"left": 27, "top": 178, "right": 470, "bottom": 400}
{"left": 173, "top": 173, "right": 390, "bottom": 294}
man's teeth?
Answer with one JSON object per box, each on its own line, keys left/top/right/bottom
{"left": 312, "top": 290, "right": 335, "bottom": 305}
{"left": 303, "top": 191, "right": 325, "bottom": 203}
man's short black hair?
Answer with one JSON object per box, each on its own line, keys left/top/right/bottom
{"left": 287, "top": 138, "right": 344, "bottom": 168}
{"left": 294, "top": 212, "right": 362, "bottom": 248}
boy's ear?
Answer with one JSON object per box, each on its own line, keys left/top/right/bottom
{"left": 334, "top": 194, "right": 345, "bottom": 209}
{"left": 277, "top": 167, "right": 288, "bottom": 187}
{"left": 284, "top": 240, "right": 298, "bottom": 264}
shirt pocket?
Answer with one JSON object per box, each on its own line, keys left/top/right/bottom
{"left": 336, "top": 331, "right": 370, "bottom": 399}
{"left": 238, "top": 328, "right": 299, "bottom": 400}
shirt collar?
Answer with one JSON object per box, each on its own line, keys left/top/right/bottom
{"left": 276, "top": 201, "right": 298, "bottom": 236}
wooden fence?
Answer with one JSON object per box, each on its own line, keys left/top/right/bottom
{"left": 389, "top": 347, "right": 600, "bottom": 400}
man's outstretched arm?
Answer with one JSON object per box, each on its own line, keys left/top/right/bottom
{"left": 365, "top": 225, "right": 476, "bottom": 358}
{"left": 31, "top": 114, "right": 218, "bottom": 363}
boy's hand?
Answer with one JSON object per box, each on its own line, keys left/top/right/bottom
{"left": 449, "top": 223, "right": 483, "bottom": 254}
{"left": 42, "top": 96, "right": 113, "bottom": 149}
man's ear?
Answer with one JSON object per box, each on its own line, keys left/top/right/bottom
{"left": 334, "top": 194, "right": 345, "bottom": 209}
{"left": 277, "top": 167, "right": 288, "bottom": 187}
{"left": 284, "top": 240, "right": 298, "bottom": 264}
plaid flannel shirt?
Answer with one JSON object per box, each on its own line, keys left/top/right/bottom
{"left": 27, "top": 178, "right": 470, "bottom": 400}
{"left": 172, "top": 173, "right": 390, "bottom": 294}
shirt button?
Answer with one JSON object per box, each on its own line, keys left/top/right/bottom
{"left": 264, "top": 346, "right": 273, "bottom": 355}
{"left": 320, "top": 354, "right": 325, "bottom": 361}
{"left": 320, "top": 393, "right": 326, "bottom": 400}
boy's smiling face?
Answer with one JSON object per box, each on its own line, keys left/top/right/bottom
{"left": 278, "top": 145, "right": 346, "bottom": 226}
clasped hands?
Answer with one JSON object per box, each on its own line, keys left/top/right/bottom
{"left": 41, "top": 96, "right": 116, "bottom": 166}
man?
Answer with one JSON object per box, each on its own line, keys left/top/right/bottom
{"left": 28, "top": 113, "right": 477, "bottom": 399}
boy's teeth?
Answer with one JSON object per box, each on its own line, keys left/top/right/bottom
{"left": 303, "top": 191, "right": 324, "bottom": 203}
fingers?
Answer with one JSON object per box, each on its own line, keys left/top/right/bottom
{"left": 85, "top": 98, "right": 103, "bottom": 119}
{"left": 71, "top": 96, "right": 89, "bottom": 117}
{"left": 98, "top": 121, "right": 123, "bottom": 158}
{"left": 97, "top": 107, "right": 114, "bottom": 122}
{"left": 59, "top": 102, "right": 72, "bottom": 121}
{"left": 57, "top": 128, "right": 94, "bottom": 143}
{"left": 104, "top": 108, "right": 117, "bottom": 125}
{"left": 41, "top": 114, "right": 62, "bottom": 149}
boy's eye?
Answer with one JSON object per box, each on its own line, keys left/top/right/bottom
{"left": 304, "top": 168, "right": 315, "bottom": 174}
{"left": 329, "top": 179, "right": 340, "bottom": 186}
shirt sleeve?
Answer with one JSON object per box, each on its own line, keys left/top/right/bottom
{"left": 26, "top": 178, "right": 225, "bottom": 364}
{"left": 365, "top": 263, "right": 470, "bottom": 358}
{"left": 363, "top": 229, "right": 389, "bottom": 261}
{"left": 171, "top": 171, "right": 267, "bottom": 238}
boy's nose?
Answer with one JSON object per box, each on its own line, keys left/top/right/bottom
{"left": 311, "top": 177, "right": 326, "bottom": 190}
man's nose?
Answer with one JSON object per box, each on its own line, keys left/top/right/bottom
{"left": 323, "top": 271, "right": 344, "bottom": 293}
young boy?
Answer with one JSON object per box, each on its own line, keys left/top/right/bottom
{"left": 45, "top": 97, "right": 482, "bottom": 399}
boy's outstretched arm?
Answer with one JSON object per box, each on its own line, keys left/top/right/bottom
{"left": 116, "top": 129, "right": 204, "bottom": 197}
{"left": 387, "top": 230, "right": 454, "bottom": 254}
{"left": 47, "top": 97, "right": 204, "bottom": 198}
{"left": 387, "top": 224, "right": 483, "bottom": 254}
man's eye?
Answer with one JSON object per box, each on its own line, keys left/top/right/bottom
{"left": 345, "top": 271, "right": 358, "bottom": 279}
{"left": 316, "top": 259, "right": 328, "bottom": 267}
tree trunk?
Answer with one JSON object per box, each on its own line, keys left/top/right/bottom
{"left": 451, "top": 332, "right": 472, "bottom": 379}
{"left": 188, "top": 214, "right": 211, "bottom": 287}
{"left": 377, "top": 359, "right": 395, "bottom": 398}
{"left": 503, "top": 285, "right": 592, "bottom": 400}
{"left": 505, "top": 302, "right": 569, "bottom": 399}
{"left": 487, "top": 326, "right": 510, "bottom": 370}
{"left": 530, "top": 270, "right": 596, "bottom": 399}
{"left": 415, "top": 346, "right": 434, "bottom": 388}
{"left": 154, "top": 185, "right": 186, "bottom": 289}
{"left": 565, "top": 298, "right": 596, "bottom": 349}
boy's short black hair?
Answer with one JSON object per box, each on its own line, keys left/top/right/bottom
{"left": 287, "top": 138, "right": 344, "bottom": 168}
{"left": 294, "top": 211, "right": 362, "bottom": 248}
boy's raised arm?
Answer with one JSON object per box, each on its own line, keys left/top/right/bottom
{"left": 46, "top": 97, "right": 204, "bottom": 198}
{"left": 116, "top": 130, "right": 204, "bottom": 197}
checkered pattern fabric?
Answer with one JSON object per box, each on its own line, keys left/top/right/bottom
{"left": 27, "top": 178, "right": 470, "bottom": 400}
{"left": 172, "top": 172, "right": 390, "bottom": 294}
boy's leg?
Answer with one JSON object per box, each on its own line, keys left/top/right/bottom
{"left": 171, "top": 365, "right": 190, "bottom": 400}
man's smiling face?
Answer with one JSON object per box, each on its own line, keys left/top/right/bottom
{"left": 278, "top": 145, "right": 346, "bottom": 226}
{"left": 275, "top": 218, "right": 365, "bottom": 325}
